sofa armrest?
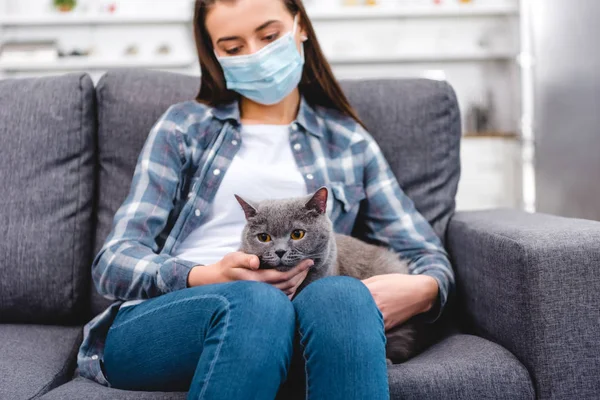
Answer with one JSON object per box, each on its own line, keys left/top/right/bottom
{"left": 447, "top": 210, "right": 600, "bottom": 400}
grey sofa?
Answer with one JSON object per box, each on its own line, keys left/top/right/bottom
{"left": 0, "top": 69, "right": 598, "bottom": 400}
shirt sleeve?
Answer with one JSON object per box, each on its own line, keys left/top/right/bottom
{"left": 91, "top": 106, "right": 199, "bottom": 301}
{"left": 360, "top": 133, "right": 455, "bottom": 323}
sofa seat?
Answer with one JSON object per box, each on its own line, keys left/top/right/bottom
{"left": 388, "top": 334, "right": 534, "bottom": 399}
{"left": 39, "top": 333, "right": 533, "bottom": 400}
{"left": 0, "top": 324, "right": 83, "bottom": 400}
{"left": 40, "top": 377, "right": 187, "bottom": 400}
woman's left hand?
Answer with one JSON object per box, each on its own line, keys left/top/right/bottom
{"left": 361, "top": 274, "right": 439, "bottom": 331}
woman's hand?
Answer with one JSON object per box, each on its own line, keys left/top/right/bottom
{"left": 361, "top": 274, "right": 439, "bottom": 331}
{"left": 188, "top": 252, "right": 313, "bottom": 299}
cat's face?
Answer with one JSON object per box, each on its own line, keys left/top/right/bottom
{"left": 235, "top": 187, "right": 332, "bottom": 270}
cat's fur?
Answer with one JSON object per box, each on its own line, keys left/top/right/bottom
{"left": 235, "top": 186, "right": 423, "bottom": 363}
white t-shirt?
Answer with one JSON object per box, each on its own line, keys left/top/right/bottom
{"left": 172, "top": 123, "right": 308, "bottom": 266}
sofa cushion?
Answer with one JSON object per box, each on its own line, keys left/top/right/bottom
{"left": 40, "top": 377, "right": 187, "bottom": 400}
{"left": 0, "top": 324, "right": 83, "bottom": 400}
{"left": 90, "top": 69, "right": 461, "bottom": 317}
{"left": 341, "top": 79, "right": 461, "bottom": 242}
{"left": 40, "top": 333, "right": 532, "bottom": 399}
{"left": 0, "top": 73, "right": 96, "bottom": 324}
{"left": 388, "top": 333, "right": 534, "bottom": 399}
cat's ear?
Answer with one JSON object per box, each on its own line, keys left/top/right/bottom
{"left": 234, "top": 194, "right": 258, "bottom": 219}
{"left": 305, "top": 186, "right": 328, "bottom": 214}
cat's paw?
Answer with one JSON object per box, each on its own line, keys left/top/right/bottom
{"left": 386, "top": 358, "right": 393, "bottom": 366}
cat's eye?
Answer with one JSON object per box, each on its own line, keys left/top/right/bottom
{"left": 290, "top": 230, "right": 305, "bottom": 240}
{"left": 257, "top": 233, "right": 272, "bottom": 242}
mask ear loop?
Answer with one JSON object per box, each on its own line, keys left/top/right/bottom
{"left": 292, "top": 14, "right": 299, "bottom": 36}
{"left": 292, "top": 14, "right": 306, "bottom": 60}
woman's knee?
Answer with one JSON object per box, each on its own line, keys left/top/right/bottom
{"left": 294, "top": 275, "right": 376, "bottom": 310}
{"left": 293, "top": 277, "right": 386, "bottom": 358}
{"left": 293, "top": 276, "right": 383, "bottom": 334}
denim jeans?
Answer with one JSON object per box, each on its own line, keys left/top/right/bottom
{"left": 102, "top": 275, "right": 390, "bottom": 400}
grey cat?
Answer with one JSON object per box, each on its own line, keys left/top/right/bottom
{"left": 235, "top": 186, "right": 423, "bottom": 364}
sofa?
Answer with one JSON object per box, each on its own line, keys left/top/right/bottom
{"left": 0, "top": 69, "right": 598, "bottom": 400}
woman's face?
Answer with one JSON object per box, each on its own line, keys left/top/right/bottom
{"left": 206, "top": 0, "right": 306, "bottom": 58}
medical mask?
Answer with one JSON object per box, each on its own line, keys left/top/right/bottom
{"left": 215, "top": 15, "right": 305, "bottom": 105}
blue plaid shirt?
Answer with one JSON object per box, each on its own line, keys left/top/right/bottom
{"left": 76, "top": 95, "right": 455, "bottom": 387}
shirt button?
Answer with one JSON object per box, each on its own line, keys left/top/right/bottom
{"left": 231, "top": 140, "right": 238, "bottom": 145}
{"left": 91, "top": 354, "right": 99, "bottom": 360}
{"left": 195, "top": 209, "right": 201, "bottom": 217}
{"left": 188, "top": 192, "right": 193, "bottom": 198}
{"left": 306, "top": 173, "right": 314, "bottom": 180}
{"left": 213, "top": 169, "right": 221, "bottom": 176}
{"left": 291, "top": 122, "right": 299, "bottom": 130}
{"left": 293, "top": 143, "right": 302, "bottom": 151}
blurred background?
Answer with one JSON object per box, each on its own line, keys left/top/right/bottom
{"left": 0, "top": 0, "right": 597, "bottom": 219}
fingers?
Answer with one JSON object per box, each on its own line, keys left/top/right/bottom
{"left": 362, "top": 275, "right": 380, "bottom": 284}
{"left": 289, "top": 269, "right": 310, "bottom": 297}
{"left": 272, "top": 268, "right": 308, "bottom": 291}
{"left": 276, "top": 269, "right": 309, "bottom": 297}
{"left": 227, "top": 252, "right": 260, "bottom": 270}
{"left": 245, "top": 254, "right": 260, "bottom": 270}
{"left": 260, "top": 259, "right": 314, "bottom": 284}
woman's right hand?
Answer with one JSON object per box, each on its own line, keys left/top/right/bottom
{"left": 187, "top": 252, "right": 314, "bottom": 298}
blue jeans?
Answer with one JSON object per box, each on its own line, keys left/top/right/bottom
{"left": 102, "top": 276, "right": 390, "bottom": 399}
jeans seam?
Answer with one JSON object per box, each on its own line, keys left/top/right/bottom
{"left": 108, "top": 294, "right": 226, "bottom": 330}
{"left": 197, "top": 295, "right": 230, "bottom": 400}
{"left": 297, "top": 326, "right": 310, "bottom": 400}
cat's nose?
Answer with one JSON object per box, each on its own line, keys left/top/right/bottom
{"left": 275, "top": 250, "right": 286, "bottom": 258}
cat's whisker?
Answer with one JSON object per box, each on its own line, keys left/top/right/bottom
{"left": 294, "top": 251, "right": 327, "bottom": 258}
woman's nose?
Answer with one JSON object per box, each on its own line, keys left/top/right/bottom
{"left": 245, "top": 42, "right": 257, "bottom": 55}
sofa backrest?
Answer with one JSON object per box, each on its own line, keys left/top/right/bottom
{"left": 340, "top": 79, "right": 461, "bottom": 239}
{"left": 90, "top": 68, "right": 461, "bottom": 317}
{"left": 0, "top": 73, "right": 96, "bottom": 324}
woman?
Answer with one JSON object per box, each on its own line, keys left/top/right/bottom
{"left": 76, "top": 0, "right": 454, "bottom": 398}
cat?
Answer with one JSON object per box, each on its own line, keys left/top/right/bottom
{"left": 234, "top": 186, "right": 424, "bottom": 364}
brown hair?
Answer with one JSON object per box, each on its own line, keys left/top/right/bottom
{"left": 193, "top": 0, "right": 367, "bottom": 129}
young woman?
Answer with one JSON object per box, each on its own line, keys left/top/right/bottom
{"left": 76, "top": 0, "right": 454, "bottom": 398}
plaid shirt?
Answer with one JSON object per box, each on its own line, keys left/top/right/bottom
{"left": 76, "top": 95, "right": 455, "bottom": 387}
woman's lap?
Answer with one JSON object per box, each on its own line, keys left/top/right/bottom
{"left": 103, "top": 276, "right": 389, "bottom": 399}
{"left": 103, "top": 280, "right": 295, "bottom": 398}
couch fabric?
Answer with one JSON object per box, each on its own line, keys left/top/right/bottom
{"left": 448, "top": 210, "right": 600, "bottom": 399}
{"left": 0, "top": 74, "right": 96, "bottom": 325}
{"left": 0, "top": 324, "right": 83, "bottom": 399}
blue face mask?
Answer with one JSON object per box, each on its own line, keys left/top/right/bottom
{"left": 215, "top": 15, "right": 305, "bottom": 105}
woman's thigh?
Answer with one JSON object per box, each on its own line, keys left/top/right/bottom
{"left": 103, "top": 280, "right": 296, "bottom": 394}
{"left": 278, "top": 276, "right": 389, "bottom": 400}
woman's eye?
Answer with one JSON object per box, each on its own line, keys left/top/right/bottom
{"left": 225, "top": 47, "right": 242, "bottom": 55}
{"left": 290, "top": 230, "right": 305, "bottom": 240}
{"left": 264, "top": 33, "right": 278, "bottom": 42}
{"left": 257, "top": 233, "right": 272, "bottom": 242}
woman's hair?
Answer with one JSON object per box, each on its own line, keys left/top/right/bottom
{"left": 193, "top": 0, "right": 367, "bottom": 129}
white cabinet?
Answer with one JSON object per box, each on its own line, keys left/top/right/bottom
{"left": 456, "top": 136, "right": 522, "bottom": 210}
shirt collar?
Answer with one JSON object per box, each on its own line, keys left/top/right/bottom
{"left": 211, "top": 95, "right": 323, "bottom": 139}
